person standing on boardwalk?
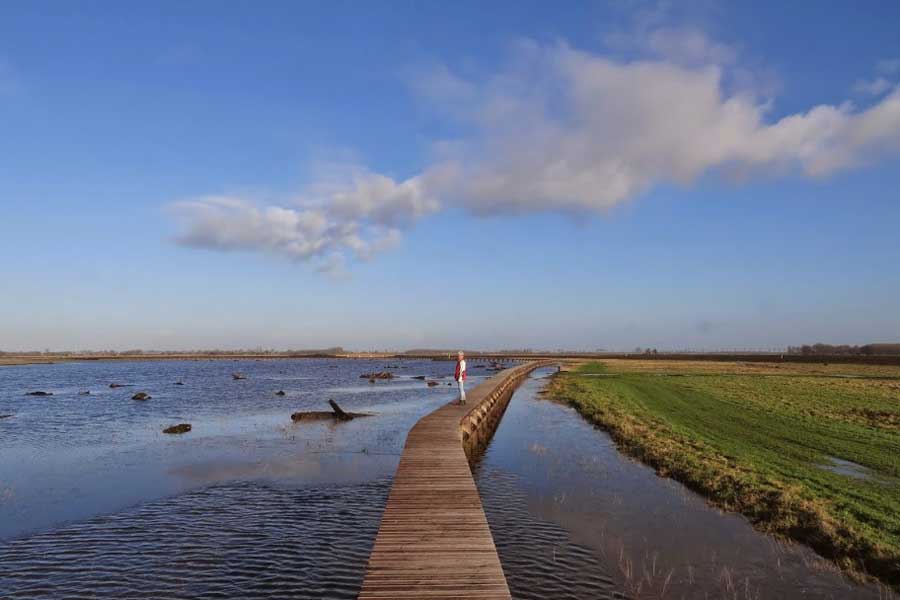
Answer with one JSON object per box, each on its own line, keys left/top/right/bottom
{"left": 455, "top": 351, "right": 467, "bottom": 405}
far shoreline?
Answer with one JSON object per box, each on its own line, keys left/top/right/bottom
{"left": 4, "top": 350, "right": 900, "bottom": 368}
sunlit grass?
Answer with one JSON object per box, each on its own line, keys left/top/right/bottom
{"left": 550, "top": 360, "right": 900, "bottom": 590}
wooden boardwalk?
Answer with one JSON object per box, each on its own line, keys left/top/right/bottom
{"left": 358, "top": 363, "right": 542, "bottom": 600}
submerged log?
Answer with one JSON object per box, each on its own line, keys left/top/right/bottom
{"left": 163, "top": 423, "right": 191, "bottom": 434}
{"left": 25, "top": 391, "right": 53, "bottom": 396}
{"left": 291, "top": 399, "right": 371, "bottom": 422}
{"left": 329, "top": 399, "right": 351, "bottom": 421}
{"left": 291, "top": 411, "right": 338, "bottom": 421}
{"left": 0, "top": 414, "right": 12, "bottom": 419}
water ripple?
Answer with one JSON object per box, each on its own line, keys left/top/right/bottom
{"left": 0, "top": 480, "right": 390, "bottom": 599}
{"left": 475, "top": 466, "right": 624, "bottom": 600}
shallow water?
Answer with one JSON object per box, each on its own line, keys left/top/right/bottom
{"left": 0, "top": 480, "right": 390, "bottom": 599}
{"left": 0, "top": 357, "right": 489, "bottom": 598}
{"left": 1, "top": 360, "right": 893, "bottom": 599}
{"left": 473, "top": 368, "right": 894, "bottom": 600}
{"left": 820, "top": 456, "right": 874, "bottom": 480}
{"left": 0, "top": 358, "right": 484, "bottom": 541}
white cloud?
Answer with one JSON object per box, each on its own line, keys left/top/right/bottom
{"left": 606, "top": 25, "right": 739, "bottom": 67}
{"left": 172, "top": 33, "right": 900, "bottom": 270}
{"left": 418, "top": 42, "right": 900, "bottom": 213}
{"left": 876, "top": 58, "right": 900, "bottom": 75}
{"left": 171, "top": 168, "right": 436, "bottom": 272}
{"left": 853, "top": 77, "right": 893, "bottom": 97}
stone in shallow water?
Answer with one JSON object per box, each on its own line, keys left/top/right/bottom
{"left": 163, "top": 423, "right": 191, "bottom": 434}
{"left": 131, "top": 392, "right": 151, "bottom": 401}
{"left": 25, "top": 391, "right": 53, "bottom": 396}
{"left": 360, "top": 371, "right": 393, "bottom": 380}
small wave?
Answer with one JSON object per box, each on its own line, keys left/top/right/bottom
{"left": 0, "top": 480, "right": 390, "bottom": 599}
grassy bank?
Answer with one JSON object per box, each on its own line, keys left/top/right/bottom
{"left": 549, "top": 360, "right": 900, "bottom": 590}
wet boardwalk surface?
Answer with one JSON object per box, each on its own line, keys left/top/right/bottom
{"left": 359, "top": 364, "right": 540, "bottom": 600}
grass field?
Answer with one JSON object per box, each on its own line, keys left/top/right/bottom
{"left": 549, "top": 359, "right": 900, "bottom": 590}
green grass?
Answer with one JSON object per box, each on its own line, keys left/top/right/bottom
{"left": 551, "top": 361, "right": 900, "bottom": 589}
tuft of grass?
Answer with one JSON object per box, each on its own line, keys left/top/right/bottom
{"left": 549, "top": 360, "right": 900, "bottom": 591}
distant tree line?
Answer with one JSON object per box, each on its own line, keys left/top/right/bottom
{"left": 786, "top": 343, "right": 900, "bottom": 356}
{"left": 634, "top": 348, "right": 660, "bottom": 355}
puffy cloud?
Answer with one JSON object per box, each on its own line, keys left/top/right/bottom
{"left": 420, "top": 42, "right": 900, "bottom": 213}
{"left": 853, "top": 77, "right": 894, "bottom": 97}
{"left": 605, "top": 25, "right": 739, "bottom": 67}
{"left": 172, "top": 34, "right": 900, "bottom": 270}
{"left": 310, "top": 169, "right": 438, "bottom": 227}
{"left": 171, "top": 169, "right": 435, "bottom": 272}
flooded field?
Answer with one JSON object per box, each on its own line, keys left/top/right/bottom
{"left": 473, "top": 367, "right": 895, "bottom": 599}
{"left": 0, "top": 358, "right": 480, "bottom": 598}
{"left": 1, "top": 359, "right": 894, "bottom": 598}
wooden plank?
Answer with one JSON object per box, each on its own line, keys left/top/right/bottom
{"left": 358, "top": 363, "right": 543, "bottom": 600}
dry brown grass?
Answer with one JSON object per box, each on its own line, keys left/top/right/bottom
{"left": 598, "top": 358, "right": 900, "bottom": 377}
{"left": 0, "top": 356, "right": 59, "bottom": 366}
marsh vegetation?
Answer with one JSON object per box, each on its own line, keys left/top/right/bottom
{"left": 550, "top": 359, "right": 900, "bottom": 590}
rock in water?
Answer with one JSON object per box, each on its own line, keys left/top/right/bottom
{"left": 132, "top": 392, "right": 151, "bottom": 401}
{"left": 232, "top": 373, "right": 246, "bottom": 380}
{"left": 25, "top": 391, "right": 53, "bottom": 396}
{"left": 427, "top": 381, "right": 439, "bottom": 387}
{"left": 359, "top": 371, "right": 394, "bottom": 380}
{"left": 412, "top": 375, "right": 426, "bottom": 380}
{"left": 275, "top": 390, "right": 286, "bottom": 396}
{"left": 109, "top": 383, "right": 128, "bottom": 388}
{"left": 79, "top": 390, "right": 91, "bottom": 395}
{"left": 163, "top": 423, "right": 191, "bottom": 434}
{"left": 174, "top": 381, "right": 184, "bottom": 386}
{"left": 0, "top": 414, "right": 12, "bottom": 419}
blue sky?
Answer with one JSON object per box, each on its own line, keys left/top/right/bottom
{"left": 1, "top": 1, "right": 899, "bottom": 351}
